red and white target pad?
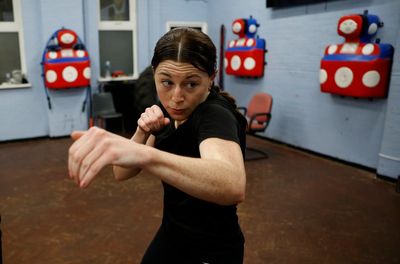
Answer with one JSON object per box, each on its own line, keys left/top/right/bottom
{"left": 43, "top": 29, "right": 90, "bottom": 89}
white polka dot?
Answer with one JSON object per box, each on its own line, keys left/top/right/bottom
{"left": 231, "top": 55, "right": 241, "bottom": 71}
{"left": 246, "top": 39, "right": 255, "bottom": 47}
{"left": 319, "top": 69, "right": 328, "bottom": 84}
{"left": 62, "top": 66, "right": 78, "bottom": 82}
{"left": 328, "top": 45, "right": 338, "bottom": 54}
{"left": 83, "top": 67, "right": 91, "bottom": 79}
{"left": 244, "top": 57, "right": 256, "bottom": 70}
{"left": 60, "top": 33, "right": 75, "bottom": 45}
{"left": 362, "top": 71, "right": 380, "bottom": 88}
{"left": 362, "top": 44, "right": 375, "bottom": 55}
{"left": 340, "top": 43, "right": 358, "bottom": 54}
{"left": 76, "top": 50, "right": 85, "bottom": 58}
{"left": 229, "top": 40, "right": 235, "bottom": 48}
{"left": 236, "top": 39, "right": 246, "bottom": 46}
{"left": 46, "top": 70, "right": 57, "bottom": 83}
{"left": 48, "top": 51, "right": 58, "bottom": 59}
{"left": 339, "top": 19, "right": 358, "bottom": 35}
{"left": 334, "top": 67, "right": 353, "bottom": 88}
{"left": 61, "top": 49, "right": 74, "bottom": 57}
{"left": 368, "top": 23, "right": 378, "bottom": 35}
{"left": 224, "top": 58, "right": 228, "bottom": 69}
{"left": 232, "top": 22, "right": 242, "bottom": 34}
{"left": 248, "top": 24, "right": 257, "bottom": 34}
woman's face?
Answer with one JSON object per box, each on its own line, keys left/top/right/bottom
{"left": 154, "top": 60, "right": 214, "bottom": 122}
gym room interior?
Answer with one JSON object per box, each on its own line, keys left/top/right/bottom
{"left": 0, "top": 0, "right": 399, "bottom": 263}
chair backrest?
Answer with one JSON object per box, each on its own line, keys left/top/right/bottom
{"left": 247, "top": 92, "right": 273, "bottom": 123}
{"left": 92, "top": 92, "right": 117, "bottom": 116}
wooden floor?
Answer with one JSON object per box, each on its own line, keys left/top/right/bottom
{"left": 0, "top": 135, "right": 399, "bottom": 264}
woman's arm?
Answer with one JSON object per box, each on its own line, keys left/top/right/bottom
{"left": 112, "top": 127, "right": 155, "bottom": 181}
{"left": 68, "top": 105, "right": 246, "bottom": 205}
{"left": 69, "top": 105, "right": 168, "bottom": 185}
{"left": 141, "top": 137, "right": 246, "bottom": 206}
{"left": 70, "top": 130, "right": 245, "bottom": 205}
{"left": 113, "top": 104, "right": 170, "bottom": 181}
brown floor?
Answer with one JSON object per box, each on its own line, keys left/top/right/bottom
{"left": 0, "top": 135, "right": 399, "bottom": 264}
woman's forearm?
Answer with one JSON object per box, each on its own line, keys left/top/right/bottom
{"left": 113, "top": 127, "right": 153, "bottom": 181}
{"left": 141, "top": 139, "right": 246, "bottom": 206}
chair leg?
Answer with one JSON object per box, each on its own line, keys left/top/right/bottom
{"left": 93, "top": 118, "right": 99, "bottom": 128}
{"left": 121, "top": 118, "right": 125, "bottom": 134}
{"left": 93, "top": 118, "right": 104, "bottom": 128}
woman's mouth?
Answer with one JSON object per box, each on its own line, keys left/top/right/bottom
{"left": 170, "top": 108, "right": 185, "bottom": 115}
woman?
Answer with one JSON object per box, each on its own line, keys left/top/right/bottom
{"left": 68, "top": 27, "right": 247, "bottom": 263}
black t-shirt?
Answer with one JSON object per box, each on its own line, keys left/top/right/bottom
{"left": 154, "top": 90, "right": 247, "bottom": 248}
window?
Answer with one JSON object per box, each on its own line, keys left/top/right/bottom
{"left": 166, "top": 21, "right": 208, "bottom": 34}
{"left": 0, "top": 0, "right": 28, "bottom": 89}
{"left": 98, "top": 0, "right": 138, "bottom": 81}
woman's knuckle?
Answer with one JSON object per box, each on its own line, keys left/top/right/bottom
{"left": 96, "top": 128, "right": 106, "bottom": 136}
{"left": 102, "top": 137, "right": 112, "bottom": 148}
{"left": 80, "top": 163, "right": 88, "bottom": 172}
{"left": 68, "top": 147, "right": 75, "bottom": 156}
{"left": 72, "top": 153, "right": 82, "bottom": 164}
{"left": 88, "top": 166, "right": 98, "bottom": 176}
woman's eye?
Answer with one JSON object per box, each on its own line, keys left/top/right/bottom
{"left": 185, "top": 82, "right": 198, "bottom": 89}
{"left": 161, "top": 80, "right": 173, "bottom": 87}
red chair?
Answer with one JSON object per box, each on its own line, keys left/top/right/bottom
{"left": 238, "top": 92, "right": 273, "bottom": 160}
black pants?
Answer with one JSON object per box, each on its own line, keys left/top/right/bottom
{"left": 141, "top": 226, "right": 244, "bottom": 264}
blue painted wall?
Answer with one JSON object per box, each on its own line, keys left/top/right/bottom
{"left": 0, "top": 1, "right": 48, "bottom": 140}
{"left": 207, "top": 0, "right": 400, "bottom": 178}
{"left": 1, "top": 0, "right": 399, "bottom": 178}
{"left": 0, "top": 0, "right": 207, "bottom": 141}
{"left": 0, "top": 0, "right": 89, "bottom": 140}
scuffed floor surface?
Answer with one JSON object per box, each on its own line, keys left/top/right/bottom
{"left": 0, "top": 136, "right": 399, "bottom": 263}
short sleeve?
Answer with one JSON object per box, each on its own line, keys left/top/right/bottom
{"left": 193, "top": 103, "right": 241, "bottom": 145}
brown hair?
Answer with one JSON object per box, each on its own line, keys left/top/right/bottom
{"left": 151, "top": 27, "right": 236, "bottom": 105}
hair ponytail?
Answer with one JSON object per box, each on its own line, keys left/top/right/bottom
{"left": 210, "top": 83, "right": 237, "bottom": 107}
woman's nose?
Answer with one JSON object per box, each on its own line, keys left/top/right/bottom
{"left": 172, "top": 86, "right": 184, "bottom": 102}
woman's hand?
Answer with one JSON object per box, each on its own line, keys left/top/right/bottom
{"left": 68, "top": 127, "right": 145, "bottom": 188}
{"left": 111, "top": 105, "right": 169, "bottom": 182}
{"left": 137, "top": 105, "right": 170, "bottom": 136}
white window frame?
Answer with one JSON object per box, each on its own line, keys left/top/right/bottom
{"left": 166, "top": 21, "right": 208, "bottom": 34}
{"left": 98, "top": 0, "right": 138, "bottom": 82}
{"left": 0, "top": 0, "right": 30, "bottom": 89}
